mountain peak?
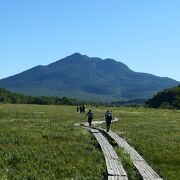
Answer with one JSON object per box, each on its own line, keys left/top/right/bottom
{"left": 69, "top": 52, "right": 83, "bottom": 58}
{"left": 64, "top": 52, "right": 90, "bottom": 61}
{"left": 71, "top": 52, "right": 83, "bottom": 56}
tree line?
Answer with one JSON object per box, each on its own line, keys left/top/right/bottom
{"left": 0, "top": 88, "right": 83, "bottom": 105}
{"left": 1, "top": 85, "right": 180, "bottom": 109}
{"left": 145, "top": 85, "right": 180, "bottom": 109}
{"left": 0, "top": 87, "right": 108, "bottom": 106}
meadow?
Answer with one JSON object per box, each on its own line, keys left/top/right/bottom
{"left": 0, "top": 104, "right": 179, "bottom": 179}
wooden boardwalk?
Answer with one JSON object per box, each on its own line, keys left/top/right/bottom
{"left": 95, "top": 127, "right": 163, "bottom": 180}
{"left": 80, "top": 118, "right": 163, "bottom": 180}
{"left": 83, "top": 125, "right": 128, "bottom": 180}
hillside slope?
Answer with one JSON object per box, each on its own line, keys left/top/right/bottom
{"left": 145, "top": 85, "right": 180, "bottom": 109}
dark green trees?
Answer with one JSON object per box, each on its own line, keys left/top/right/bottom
{"left": 0, "top": 88, "right": 79, "bottom": 105}
{"left": 145, "top": 85, "right": 180, "bottom": 109}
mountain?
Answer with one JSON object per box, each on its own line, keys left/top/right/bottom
{"left": 0, "top": 53, "right": 179, "bottom": 102}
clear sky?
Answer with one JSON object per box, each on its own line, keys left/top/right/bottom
{"left": 0, "top": 0, "right": 180, "bottom": 81}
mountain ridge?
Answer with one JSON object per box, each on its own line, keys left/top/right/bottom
{"left": 0, "top": 53, "right": 179, "bottom": 102}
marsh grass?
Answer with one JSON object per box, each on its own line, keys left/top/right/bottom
{"left": 0, "top": 104, "right": 105, "bottom": 179}
{"left": 0, "top": 104, "right": 179, "bottom": 179}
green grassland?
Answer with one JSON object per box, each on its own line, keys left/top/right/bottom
{"left": 0, "top": 104, "right": 105, "bottom": 179}
{"left": 0, "top": 104, "right": 179, "bottom": 179}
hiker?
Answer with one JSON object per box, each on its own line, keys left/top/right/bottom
{"left": 77, "top": 106, "right": 79, "bottom": 112}
{"left": 86, "top": 109, "right": 94, "bottom": 126}
{"left": 80, "top": 106, "right": 83, "bottom": 113}
{"left": 104, "top": 110, "right": 113, "bottom": 132}
{"left": 82, "top": 105, "right": 86, "bottom": 113}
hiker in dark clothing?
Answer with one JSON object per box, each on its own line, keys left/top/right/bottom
{"left": 86, "top": 109, "right": 94, "bottom": 126}
{"left": 104, "top": 110, "right": 113, "bottom": 132}
{"left": 77, "top": 106, "right": 79, "bottom": 112}
{"left": 82, "top": 105, "right": 86, "bottom": 113}
{"left": 80, "top": 106, "right": 83, "bottom": 113}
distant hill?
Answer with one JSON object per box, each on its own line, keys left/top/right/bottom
{"left": 145, "top": 85, "right": 180, "bottom": 109}
{"left": 0, "top": 53, "right": 179, "bottom": 102}
{"left": 0, "top": 87, "right": 80, "bottom": 105}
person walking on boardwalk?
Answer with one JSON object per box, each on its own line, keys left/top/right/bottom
{"left": 82, "top": 105, "right": 86, "bottom": 113}
{"left": 104, "top": 110, "right": 113, "bottom": 132}
{"left": 76, "top": 106, "right": 79, "bottom": 112}
{"left": 80, "top": 106, "right": 83, "bottom": 113}
{"left": 86, "top": 109, "right": 94, "bottom": 126}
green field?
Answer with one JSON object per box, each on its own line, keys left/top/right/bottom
{"left": 0, "top": 104, "right": 179, "bottom": 179}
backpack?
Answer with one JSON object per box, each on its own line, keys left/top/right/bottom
{"left": 106, "top": 112, "right": 112, "bottom": 119}
{"left": 88, "top": 112, "right": 93, "bottom": 118}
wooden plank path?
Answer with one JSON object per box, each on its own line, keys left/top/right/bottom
{"left": 80, "top": 118, "right": 163, "bottom": 179}
{"left": 83, "top": 125, "right": 128, "bottom": 180}
{"left": 94, "top": 126, "right": 163, "bottom": 180}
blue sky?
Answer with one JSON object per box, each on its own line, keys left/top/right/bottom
{"left": 0, "top": 0, "right": 180, "bottom": 81}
